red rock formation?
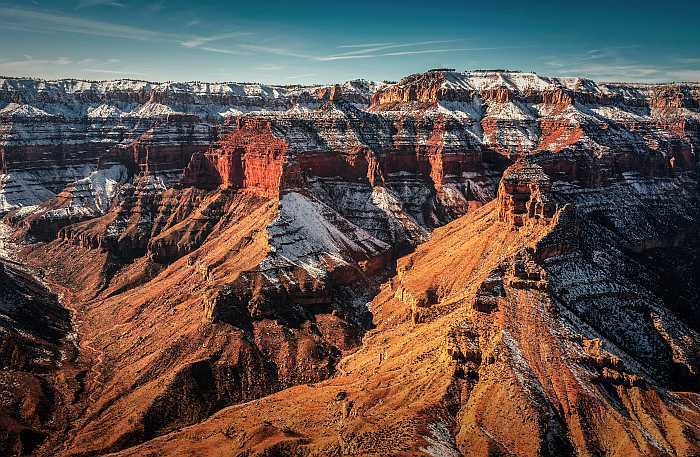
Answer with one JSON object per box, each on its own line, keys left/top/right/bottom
{"left": 537, "top": 119, "right": 584, "bottom": 151}
{"left": 497, "top": 162, "right": 556, "bottom": 227}
{"left": 182, "top": 118, "right": 288, "bottom": 197}
{"left": 480, "top": 86, "right": 511, "bottom": 103}
{"left": 540, "top": 88, "right": 573, "bottom": 107}
{"left": 370, "top": 71, "right": 446, "bottom": 109}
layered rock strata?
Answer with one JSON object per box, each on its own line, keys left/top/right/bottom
{"left": 0, "top": 69, "right": 699, "bottom": 456}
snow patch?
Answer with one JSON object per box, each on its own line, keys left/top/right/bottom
{"left": 261, "top": 192, "right": 390, "bottom": 280}
{"left": 420, "top": 422, "right": 461, "bottom": 457}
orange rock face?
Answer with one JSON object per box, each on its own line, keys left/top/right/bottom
{"left": 370, "top": 71, "right": 445, "bottom": 109}
{"left": 537, "top": 119, "right": 584, "bottom": 151}
{"left": 182, "top": 118, "right": 288, "bottom": 197}
{"left": 497, "top": 162, "right": 556, "bottom": 227}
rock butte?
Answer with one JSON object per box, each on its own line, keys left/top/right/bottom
{"left": 0, "top": 69, "right": 699, "bottom": 456}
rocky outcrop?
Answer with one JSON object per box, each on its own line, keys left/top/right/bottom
{"left": 497, "top": 162, "right": 557, "bottom": 227}
{"left": 4, "top": 69, "right": 699, "bottom": 224}
{"left": 181, "top": 118, "right": 288, "bottom": 196}
{"left": 370, "top": 71, "right": 447, "bottom": 109}
{"left": 58, "top": 177, "right": 212, "bottom": 261}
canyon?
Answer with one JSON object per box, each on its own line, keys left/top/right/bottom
{"left": 0, "top": 69, "right": 699, "bottom": 456}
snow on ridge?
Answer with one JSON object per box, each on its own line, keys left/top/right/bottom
{"left": 87, "top": 104, "right": 125, "bottom": 119}
{"left": 261, "top": 192, "right": 390, "bottom": 281}
{"left": 439, "top": 69, "right": 699, "bottom": 93}
{"left": 0, "top": 172, "right": 56, "bottom": 214}
{"left": 0, "top": 102, "right": 55, "bottom": 118}
{"left": 440, "top": 70, "right": 563, "bottom": 93}
{"left": 0, "top": 76, "right": 385, "bottom": 121}
{"left": 64, "top": 165, "right": 129, "bottom": 213}
{"left": 419, "top": 422, "right": 462, "bottom": 457}
{"left": 0, "top": 76, "right": 382, "bottom": 99}
{"left": 485, "top": 99, "right": 535, "bottom": 120}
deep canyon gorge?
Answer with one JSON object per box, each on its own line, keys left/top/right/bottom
{"left": 0, "top": 69, "right": 699, "bottom": 456}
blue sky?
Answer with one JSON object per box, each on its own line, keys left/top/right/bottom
{"left": 0, "top": 0, "right": 698, "bottom": 84}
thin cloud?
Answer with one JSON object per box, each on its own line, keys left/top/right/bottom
{"left": 338, "top": 42, "right": 395, "bottom": 49}
{"left": 0, "top": 6, "right": 179, "bottom": 41}
{"left": 665, "top": 69, "right": 700, "bottom": 82}
{"left": 560, "top": 63, "right": 660, "bottom": 78}
{"left": 0, "top": 55, "right": 76, "bottom": 77}
{"left": 319, "top": 45, "right": 519, "bottom": 61}
{"left": 238, "top": 44, "right": 315, "bottom": 60}
{"left": 543, "top": 61, "right": 565, "bottom": 68}
{"left": 675, "top": 57, "right": 700, "bottom": 65}
{"left": 255, "top": 64, "right": 285, "bottom": 72}
{"left": 385, "top": 46, "right": 512, "bottom": 57}
{"left": 0, "top": 56, "right": 74, "bottom": 67}
{"left": 80, "top": 57, "right": 121, "bottom": 66}
{"left": 148, "top": 1, "right": 165, "bottom": 12}
{"left": 554, "top": 63, "right": 695, "bottom": 82}
{"left": 543, "top": 47, "right": 685, "bottom": 82}
{"left": 76, "top": 0, "right": 125, "bottom": 9}
{"left": 286, "top": 73, "right": 316, "bottom": 80}
{"left": 181, "top": 31, "right": 253, "bottom": 49}
{"left": 316, "top": 54, "right": 378, "bottom": 61}
{"left": 0, "top": 56, "right": 137, "bottom": 80}
{"left": 198, "top": 46, "right": 249, "bottom": 56}
{"left": 551, "top": 58, "right": 700, "bottom": 82}
{"left": 326, "top": 40, "right": 460, "bottom": 59}
{"left": 0, "top": 7, "right": 264, "bottom": 62}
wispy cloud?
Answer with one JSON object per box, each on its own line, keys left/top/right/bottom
{"left": 181, "top": 31, "right": 253, "bottom": 49}
{"left": 319, "top": 44, "right": 521, "bottom": 61}
{"left": 0, "top": 6, "right": 179, "bottom": 41}
{"left": 0, "top": 6, "right": 522, "bottom": 72}
{"left": 665, "top": 69, "right": 700, "bottom": 82}
{"left": 0, "top": 56, "right": 74, "bottom": 68}
{"left": 544, "top": 48, "right": 700, "bottom": 82}
{"left": 383, "top": 48, "right": 483, "bottom": 57}
{"left": 558, "top": 63, "right": 660, "bottom": 80}
{"left": 0, "top": 55, "right": 76, "bottom": 77}
{"left": 337, "top": 42, "right": 395, "bottom": 49}
{"left": 147, "top": 1, "right": 165, "bottom": 13}
{"left": 198, "top": 46, "right": 249, "bottom": 56}
{"left": 76, "top": 0, "right": 125, "bottom": 9}
{"left": 0, "top": 5, "right": 254, "bottom": 63}
{"left": 323, "top": 40, "right": 460, "bottom": 60}
{"left": 675, "top": 57, "right": 700, "bottom": 65}
{"left": 0, "top": 55, "right": 137, "bottom": 79}
{"left": 238, "top": 44, "right": 315, "bottom": 60}
{"left": 183, "top": 37, "right": 512, "bottom": 63}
